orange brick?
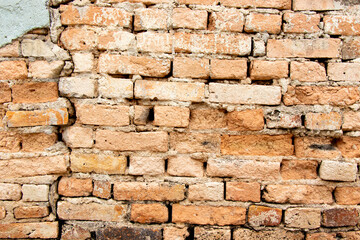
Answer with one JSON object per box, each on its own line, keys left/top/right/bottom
{"left": 170, "top": 132, "right": 220, "bottom": 153}
{"left": 234, "top": 229, "right": 303, "bottom": 240}
{"left": 226, "top": 182, "right": 261, "bottom": 202}
{"left": 61, "top": 5, "right": 132, "bottom": 27}
{"left": 0, "top": 41, "right": 19, "bottom": 57}
{"left": 325, "top": 15, "right": 360, "bottom": 36}
{"left": 290, "top": 61, "right": 327, "bottom": 82}
{"left": 284, "top": 86, "right": 359, "bottom": 106}
{"left": 209, "top": 9, "right": 244, "bottom": 32}
{"left": 172, "top": 8, "right": 207, "bottom": 30}
{"left": 137, "top": 32, "right": 172, "bottom": 53}
{"left": 221, "top": 0, "right": 291, "bottom": 9}
{"left": 131, "top": 204, "right": 168, "bottom": 223}
{"left": 14, "top": 206, "right": 49, "bottom": 219}
{"left": 294, "top": 137, "right": 341, "bottom": 159}
{"left": 336, "top": 136, "right": 360, "bottom": 158}
{"left": 178, "top": 0, "right": 217, "bottom": 4}
{"left": 267, "top": 39, "right": 341, "bottom": 58}
{"left": 207, "top": 159, "right": 280, "bottom": 180}
{"left": 248, "top": 205, "right": 282, "bottom": 227}
{"left": 98, "top": 30, "right": 135, "bottom": 51}
{"left": 250, "top": 60, "right": 288, "bottom": 80}
{"left": 173, "top": 205, "right": 246, "bottom": 225}
{"left": 62, "top": 226, "right": 91, "bottom": 240}
{"left": 221, "top": 135, "right": 294, "bottom": 156}
{"left": 21, "top": 133, "right": 57, "bottom": 152}
{"left": 7, "top": 108, "right": 68, "bottom": 127}
{"left": 0, "top": 222, "right": 58, "bottom": 239}
{"left": 293, "top": 0, "right": 338, "bottom": 10}
{"left": 0, "top": 83, "right": 11, "bottom": 103}
{"left": 167, "top": 156, "right": 204, "bottom": 177}
{"left": 245, "top": 13, "right": 282, "bottom": 34}
{"left": 226, "top": 109, "right": 264, "bottom": 131}
{"left": 98, "top": 54, "right": 171, "bottom": 77}
{"left": 58, "top": 177, "right": 93, "bottom": 197}
{"left": 210, "top": 59, "right": 247, "bottom": 79}
{"left": 305, "top": 112, "right": 342, "bottom": 131}
{"left": 0, "top": 60, "right": 27, "bottom": 80}
{"left": 163, "top": 227, "right": 189, "bottom": 240}
{"left": 189, "top": 108, "right": 226, "bottom": 130}
{"left": 174, "top": 57, "right": 209, "bottom": 79}
{"left": 328, "top": 63, "right": 360, "bottom": 81}
{"left": 102, "top": 0, "right": 170, "bottom": 4}
{"left": 135, "top": 80, "right": 205, "bottom": 102}
{"left": 12, "top": 82, "right": 58, "bottom": 103}
{"left": 95, "top": 130, "right": 168, "bottom": 152}
{"left": 343, "top": 38, "right": 360, "bottom": 60}
{"left": 263, "top": 185, "right": 333, "bottom": 204}
{"left": 76, "top": 104, "right": 129, "bottom": 126}
{"left": 154, "top": 106, "right": 190, "bottom": 127}
{"left": 134, "top": 9, "right": 168, "bottom": 31}
{"left": 113, "top": 182, "right": 185, "bottom": 201}
{"left": 335, "top": 187, "right": 360, "bottom": 205}
{"left": 93, "top": 181, "right": 111, "bottom": 199}
{"left": 60, "top": 28, "right": 96, "bottom": 51}
{"left": 281, "top": 160, "right": 318, "bottom": 180}
{"left": 188, "top": 182, "right": 223, "bottom": 201}
{"left": 283, "top": 13, "right": 320, "bottom": 33}
{"left": 343, "top": 111, "right": 360, "bottom": 131}
{"left": 0, "top": 132, "right": 21, "bottom": 153}
{"left": 174, "top": 32, "right": 251, "bottom": 55}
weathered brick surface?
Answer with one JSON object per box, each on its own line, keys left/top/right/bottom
{"left": 305, "top": 112, "right": 342, "bottom": 131}
{"left": 14, "top": 206, "right": 49, "bottom": 219}
{"left": 173, "top": 8, "right": 207, "bottom": 30}
{"left": 283, "top": 13, "right": 320, "bottom": 33}
{"left": 170, "top": 132, "right": 220, "bottom": 153}
{"left": 250, "top": 60, "right": 288, "bottom": 80}
{"left": 0, "top": 222, "right": 59, "bottom": 239}
{"left": 131, "top": 204, "right": 168, "bottom": 223}
{"left": 98, "top": 31, "right": 135, "bottom": 51}
{"left": 172, "top": 205, "right": 246, "bottom": 225}
{"left": 294, "top": 137, "right": 341, "bottom": 159}
{"left": 190, "top": 108, "right": 226, "bottom": 130}
{"left": 63, "top": 126, "right": 93, "bottom": 148}
{"left": 93, "top": 181, "right": 111, "bottom": 199}
{"left": 335, "top": 187, "right": 360, "bottom": 205}
{"left": 134, "top": 9, "right": 168, "bottom": 31}
{"left": 29, "top": 61, "right": 64, "bottom": 78}
{"left": 226, "top": 182, "right": 261, "bottom": 202}
{"left": 336, "top": 137, "right": 360, "bottom": 158}
{"left": 97, "top": 227, "right": 162, "bottom": 240}
{"left": 281, "top": 160, "right": 318, "bottom": 180}
{"left": 22, "top": 184, "right": 49, "bottom": 202}
{"left": 322, "top": 208, "right": 359, "bottom": 227}
{"left": 328, "top": 63, "right": 360, "bottom": 81}
{"left": 0, "top": 41, "right": 19, "bottom": 57}
{"left": 226, "top": 109, "right": 264, "bottom": 131}
{"left": 163, "top": 227, "right": 189, "bottom": 240}
{"left": 285, "top": 208, "right": 321, "bottom": 229}
{"left": 154, "top": 106, "right": 190, "bottom": 127}
{"left": 343, "top": 111, "right": 360, "bottom": 130}
{"left": 129, "top": 156, "right": 165, "bottom": 176}
{"left": 245, "top": 13, "right": 282, "bottom": 34}
{"left": 7, "top": 108, "right": 69, "bottom": 127}
{"left": 343, "top": 38, "right": 360, "bottom": 59}
{"left": 194, "top": 227, "right": 231, "bottom": 240}
{"left": 12, "top": 82, "right": 58, "bottom": 103}
{"left": 62, "top": 226, "right": 91, "bottom": 240}
{"left": 0, "top": 83, "right": 11, "bottom": 103}
{"left": 168, "top": 156, "right": 204, "bottom": 177}
{"left": 58, "top": 177, "right": 93, "bottom": 197}
{"left": 60, "top": 28, "right": 96, "bottom": 50}
{"left": 137, "top": 32, "right": 172, "bottom": 53}
{"left": 221, "top": 0, "right": 291, "bottom": 9}
{"left": 324, "top": 16, "right": 360, "bottom": 36}
{"left": 319, "top": 161, "right": 357, "bottom": 182}
{"left": 0, "top": 60, "right": 27, "bottom": 80}
{"left": 248, "top": 205, "right": 282, "bottom": 227}
{"left": 234, "top": 228, "right": 304, "bottom": 240}
{"left": 290, "top": 62, "right": 327, "bottom": 82}
{"left": 210, "top": 59, "right": 247, "bottom": 79}
{"left": 0, "top": 206, "right": 5, "bottom": 220}
{"left": 98, "top": 77, "right": 133, "bottom": 99}
{"left": 209, "top": 9, "right": 244, "bottom": 32}
{"left": 0, "top": 183, "right": 21, "bottom": 200}
{"left": 188, "top": 182, "right": 224, "bottom": 201}
{"left": 173, "top": 57, "right": 210, "bottom": 79}
{"left": 76, "top": 104, "right": 129, "bottom": 126}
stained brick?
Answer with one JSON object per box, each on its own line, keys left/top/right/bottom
{"left": 0, "top": 60, "right": 27, "bottom": 80}
{"left": 12, "top": 82, "right": 58, "bottom": 103}
{"left": 76, "top": 104, "right": 129, "bottom": 126}
{"left": 210, "top": 59, "right": 247, "bottom": 79}
{"left": 234, "top": 229, "right": 304, "bottom": 240}
{"left": 6, "top": 108, "right": 68, "bottom": 127}
{"left": 342, "top": 38, "right": 360, "bottom": 60}
{"left": 14, "top": 206, "right": 49, "bottom": 219}
{"left": 295, "top": 137, "right": 341, "bottom": 159}
{"left": 305, "top": 112, "right": 342, "bottom": 131}
{"left": 250, "top": 60, "right": 288, "bottom": 80}
{"left": 0, "top": 222, "right": 58, "bottom": 239}
{"left": 248, "top": 205, "right": 282, "bottom": 227}
{"left": 173, "top": 57, "right": 210, "bottom": 79}
{"left": 221, "top": 0, "right": 291, "bottom": 9}
{"left": 131, "top": 204, "right": 168, "bottom": 223}
{"left": 137, "top": 32, "right": 172, "bottom": 53}
{"left": 324, "top": 16, "right": 360, "bottom": 36}
{"left": 226, "top": 182, "right": 261, "bottom": 202}
{"left": 209, "top": 9, "right": 244, "bottom": 32}
{"left": 245, "top": 13, "right": 282, "bottom": 34}
{"left": 173, "top": 8, "right": 207, "bottom": 30}
{"left": 97, "top": 227, "right": 162, "bottom": 240}
{"left": 322, "top": 208, "right": 359, "bottom": 227}
{"left": 93, "top": 181, "right": 111, "bottom": 199}
{"left": 283, "top": 13, "right": 320, "bottom": 33}
{"left": 134, "top": 9, "right": 168, "bottom": 31}
{"left": 170, "top": 132, "right": 220, "bottom": 153}
{"left": 285, "top": 208, "right": 321, "bottom": 229}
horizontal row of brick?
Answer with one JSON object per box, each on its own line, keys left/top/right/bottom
{"left": 60, "top": 5, "right": 360, "bottom": 36}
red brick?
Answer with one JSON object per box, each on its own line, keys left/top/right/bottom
{"left": 207, "top": 159, "right": 280, "bottom": 180}
{"left": 131, "top": 204, "right": 168, "bottom": 223}
{"left": 221, "top": 0, "right": 291, "bottom": 9}
{"left": 0, "top": 41, "right": 19, "bottom": 57}
{"left": 290, "top": 61, "right": 327, "bottom": 82}
{"left": 0, "top": 83, "right": 11, "bottom": 103}
{"left": 172, "top": 8, "right": 207, "bottom": 30}
{"left": 76, "top": 104, "right": 129, "bottom": 126}
{"left": 336, "top": 136, "right": 360, "bottom": 158}
{"left": 21, "top": 133, "right": 57, "bottom": 152}
{"left": 95, "top": 130, "right": 168, "bottom": 152}
{"left": 61, "top": 5, "right": 132, "bottom": 27}
{"left": 58, "top": 201, "right": 125, "bottom": 222}
{"left": 263, "top": 185, "right": 333, "bottom": 204}
{"left": 281, "top": 160, "right": 318, "bottom": 180}
{"left": 0, "top": 222, "right": 58, "bottom": 239}
{"left": 0, "top": 60, "right": 27, "bottom": 80}
{"left": 343, "top": 111, "right": 360, "bottom": 131}
{"left": 283, "top": 13, "right": 320, "bottom": 33}
{"left": 335, "top": 187, "right": 360, "bottom": 205}
{"left": 226, "top": 182, "right": 261, "bottom": 202}
{"left": 209, "top": 9, "right": 244, "bottom": 32}
{"left": 6, "top": 108, "right": 68, "bottom": 127}
{"left": 173, "top": 57, "right": 210, "bottom": 79}
{"left": 167, "top": 156, "right": 204, "bottom": 177}
{"left": 173, "top": 205, "right": 246, "bottom": 226}
{"left": 322, "top": 208, "right": 359, "bottom": 227}
{"left": 137, "top": 32, "right": 172, "bottom": 53}
{"left": 113, "top": 182, "right": 185, "bottom": 201}
{"left": 328, "top": 63, "right": 360, "bottom": 81}
{"left": 250, "top": 60, "right": 288, "bottom": 80}
{"left": 267, "top": 39, "right": 341, "bottom": 58}
{"left": 60, "top": 28, "right": 96, "bottom": 51}
{"left": 14, "top": 206, "right": 49, "bottom": 219}
{"left": 245, "top": 13, "right": 282, "bottom": 34}
{"left": 170, "top": 132, "right": 220, "bottom": 153}
{"left": 221, "top": 134, "right": 293, "bottom": 156}
{"left": 174, "top": 32, "right": 251, "bottom": 55}
{"left": 305, "top": 112, "right": 342, "bottom": 131}
{"left": 342, "top": 38, "right": 360, "bottom": 60}
{"left": 293, "top": 0, "right": 338, "bottom": 10}
{"left": 12, "top": 82, "right": 58, "bottom": 103}
{"left": 210, "top": 59, "right": 247, "bottom": 79}
{"left": 285, "top": 208, "right": 321, "bottom": 229}
{"left": 98, "top": 54, "right": 171, "bottom": 77}
{"left": 58, "top": 177, "right": 93, "bottom": 197}
{"left": 284, "top": 86, "right": 359, "bottom": 106}
{"left": 154, "top": 106, "right": 190, "bottom": 127}
{"left": 0, "top": 155, "right": 68, "bottom": 179}
{"left": 189, "top": 108, "right": 226, "bottom": 130}
{"left": 93, "top": 181, "right": 111, "bottom": 199}
{"left": 295, "top": 137, "right": 341, "bottom": 159}
{"left": 226, "top": 109, "right": 264, "bottom": 131}
{"left": 134, "top": 9, "right": 168, "bottom": 31}
{"left": 135, "top": 80, "right": 205, "bottom": 102}
{"left": 98, "top": 31, "right": 135, "bottom": 51}
{"left": 325, "top": 15, "right": 360, "bottom": 36}
{"left": 248, "top": 205, "right": 282, "bottom": 227}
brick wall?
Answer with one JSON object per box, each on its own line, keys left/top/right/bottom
{"left": 1, "top": 0, "right": 360, "bottom": 239}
